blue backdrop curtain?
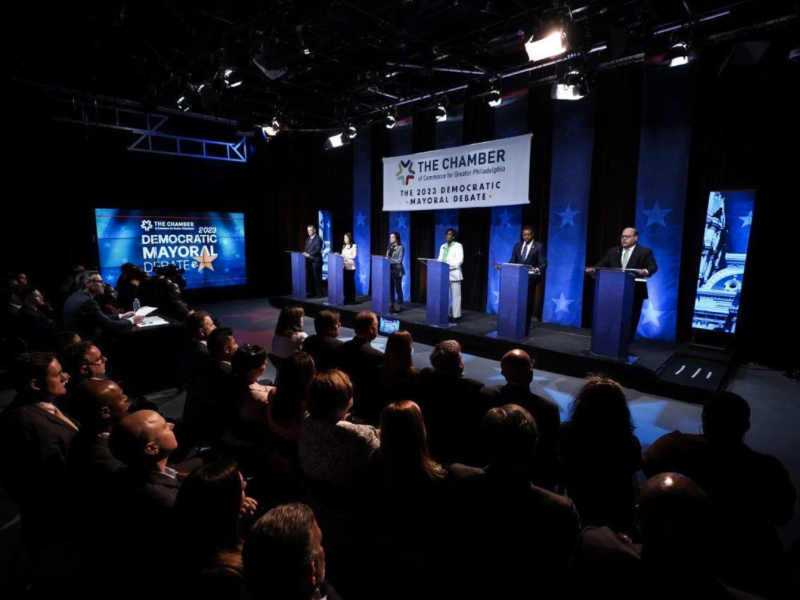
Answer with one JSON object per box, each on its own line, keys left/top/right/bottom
{"left": 352, "top": 131, "right": 372, "bottom": 296}
{"left": 388, "top": 123, "right": 413, "bottom": 303}
{"left": 486, "top": 93, "right": 529, "bottom": 314}
{"left": 542, "top": 96, "right": 597, "bottom": 326}
{"left": 634, "top": 64, "right": 698, "bottom": 341}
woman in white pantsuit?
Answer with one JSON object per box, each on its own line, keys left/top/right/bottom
{"left": 437, "top": 228, "right": 464, "bottom": 322}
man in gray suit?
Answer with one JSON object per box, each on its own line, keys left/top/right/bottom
{"left": 63, "top": 271, "right": 143, "bottom": 344}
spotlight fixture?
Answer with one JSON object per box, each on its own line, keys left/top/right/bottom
{"left": 324, "top": 125, "right": 357, "bottom": 150}
{"left": 551, "top": 68, "right": 589, "bottom": 101}
{"left": 222, "top": 68, "right": 243, "bottom": 88}
{"left": 384, "top": 114, "right": 397, "bottom": 129}
{"left": 176, "top": 93, "right": 192, "bottom": 112}
{"left": 435, "top": 103, "right": 447, "bottom": 123}
{"left": 297, "top": 25, "right": 311, "bottom": 56}
{"left": 665, "top": 41, "right": 692, "bottom": 67}
{"left": 487, "top": 89, "right": 502, "bottom": 108}
{"left": 262, "top": 118, "right": 280, "bottom": 138}
{"left": 525, "top": 26, "right": 568, "bottom": 62}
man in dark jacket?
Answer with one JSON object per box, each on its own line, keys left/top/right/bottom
{"left": 336, "top": 310, "right": 383, "bottom": 423}
{"left": 62, "top": 270, "right": 143, "bottom": 343}
{"left": 0, "top": 352, "right": 76, "bottom": 550}
{"left": 303, "top": 310, "right": 343, "bottom": 371}
{"left": 303, "top": 224, "right": 324, "bottom": 298}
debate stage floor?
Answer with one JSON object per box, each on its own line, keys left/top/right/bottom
{"left": 271, "top": 295, "right": 734, "bottom": 404}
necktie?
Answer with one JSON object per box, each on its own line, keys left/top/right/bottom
{"left": 622, "top": 248, "right": 630, "bottom": 269}
{"left": 53, "top": 407, "right": 79, "bottom": 431}
{"left": 523, "top": 243, "right": 530, "bottom": 261}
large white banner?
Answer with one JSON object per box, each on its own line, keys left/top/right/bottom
{"left": 382, "top": 133, "right": 532, "bottom": 212}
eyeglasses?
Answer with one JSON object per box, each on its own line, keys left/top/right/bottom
{"left": 85, "top": 356, "right": 107, "bottom": 366}
{"left": 620, "top": 234, "right": 636, "bottom": 239}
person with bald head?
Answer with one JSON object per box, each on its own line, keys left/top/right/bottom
{"left": 586, "top": 227, "right": 658, "bottom": 340}
{"left": 480, "top": 349, "right": 560, "bottom": 489}
{"left": 564, "top": 472, "right": 760, "bottom": 600}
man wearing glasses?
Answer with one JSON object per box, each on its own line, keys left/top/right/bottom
{"left": 63, "top": 270, "right": 144, "bottom": 344}
{"left": 586, "top": 227, "right": 658, "bottom": 340}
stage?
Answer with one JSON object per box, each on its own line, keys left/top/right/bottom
{"left": 270, "top": 295, "right": 735, "bottom": 404}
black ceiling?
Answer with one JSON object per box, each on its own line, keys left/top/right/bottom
{"left": 3, "top": 1, "right": 797, "bottom": 130}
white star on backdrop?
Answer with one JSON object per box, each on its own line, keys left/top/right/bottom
{"left": 497, "top": 208, "right": 514, "bottom": 228}
{"left": 122, "top": 257, "right": 129, "bottom": 263}
{"left": 551, "top": 292, "right": 575, "bottom": 314}
{"left": 394, "top": 214, "right": 408, "bottom": 230}
{"left": 104, "top": 242, "right": 111, "bottom": 248}
{"left": 224, "top": 268, "right": 230, "bottom": 273}
{"left": 641, "top": 301, "right": 665, "bottom": 327}
{"left": 739, "top": 210, "right": 753, "bottom": 228}
{"left": 557, "top": 205, "right": 579, "bottom": 227}
{"left": 235, "top": 253, "right": 241, "bottom": 259}
{"left": 643, "top": 202, "right": 673, "bottom": 227}
{"left": 358, "top": 271, "right": 369, "bottom": 287}
{"left": 491, "top": 290, "right": 500, "bottom": 307}
{"left": 356, "top": 212, "right": 367, "bottom": 227}
{"left": 105, "top": 275, "right": 114, "bottom": 282}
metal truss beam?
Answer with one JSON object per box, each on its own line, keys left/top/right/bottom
{"left": 51, "top": 97, "right": 248, "bottom": 163}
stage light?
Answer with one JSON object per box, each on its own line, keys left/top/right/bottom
{"left": 262, "top": 118, "right": 280, "bottom": 137}
{"left": 551, "top": 68, "right": 589, "bottom": 101}
{"left": 222, "top": 68, "right": 243, "bottom": 88}
{"left": 525, "top": 28, "right": 567, "bottom": 62}
{"left": 487, "top": 89, "right": 502, "bottom": 107}
{"left": 325, "top": 133, "right": 345, "bottom": 149}
{"left": 435, "top": 104, "right": 447, "bottom": 122}
{"left": 666, "top": 41, "right": 691, "bottom": 67}
{"left": 177, "top": 95, "right": 192, "bottom": 112}
{"left": 384, "top": 114, "right": 396, "bottom": 129}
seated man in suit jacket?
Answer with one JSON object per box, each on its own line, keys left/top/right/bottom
{"left": 177, "top": 311, "right": 217, "bottom": 457}
{"left": 586, "top": 227, "right": 658, "bottom": 340}
{"left": 62, "top": 270, "right": 143, "bottom": 344}
{"left": 417, "top": 340, "right": 485, "bottom": 466}
{"left": 336, "top": 311, "right": 384, "bottom": 424}
{"left": 303, "top": 224, "right": 324, "bottom": 298}
{"left": 0, "top": 352, "right": 77, "bottom": 550}
{"left": 480, "top": 349, "right": 560, "bottom": 490}
{"left": 303, "top": 310, "right": 344, "bottom": 371}
{"left": 444, "top": 405, "right": 580, "bottom": 600}
{"left": 498, "top": 225, "right": 547, "bottom": 333}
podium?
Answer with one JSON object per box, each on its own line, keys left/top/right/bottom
{"left": 419, "top": 258, "right": 450, "bottom": 327}
{"left": 498, "top": 264, "right": 531, "bottom": 339}
{"left": 327, "top": 253, "right": 345, "bottom": 306}
{"left": 287, "top": 251, "right": 307, "bottom": 300}
{"left": 371, "top": 255, "right": 391, "bottom": 315}
{"left": 591, "top": 268, "right": 636, "bottom": 359}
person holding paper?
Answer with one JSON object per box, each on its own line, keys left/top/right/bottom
{"left": 585, "top": 227, "right": 658, "bottom": 339}
{"left": 341, "top": 232, "right": 357, "bottom": 305}
{"left": 437, "top": 228, "right": 464, "bottom": 322}
{"left": 386, "top": 231, "right": 405, "bottom": 313}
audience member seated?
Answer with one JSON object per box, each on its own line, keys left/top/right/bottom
{"left": 335, "top": 310, "right": 384, "bottom": 424}
{"left": 299, "top": 370, "right": 380, "bottom": 490}
{"left": 66, "top": 379, "right": 130, "bottom": 534}
{"left": 60, "top": 340, "right": 108, "bottom": 388}
{"left": 179, "top": 310, "right": 218, "bottom": 454}
{"left": 55, "top": 330, "right": 81, "bottom": 352}
{"left": 62, "top": 270, "right": 142, "bottom": 343}
{"left": 302, "top": 310, "right": 343, "bottom": 371}
{"left": 444, "top": 404, "right": 581, "bottom": 599}
{"left": 169, "top": 460, "right": 258, "bottom": 600}
{"left": 644, "top": 392, "right": 796, "bottom": 594}
{"left": 243, "top": 503, "right": 341, "bottom": 600}
{"left": 377, "top": 330, "right": 421, "bottom": 404}
{"left": 271, "top": 305, "right": 308, "bottom": 359}
{"left": 267, "top": 352, "right": 316, "bottom": 456}
{"left": 230, "top": 344, "right": 276, "bottom": 431}
{"left": 480, "top": 349, "right": 560, "bottom": 489}
{"left": 195, "top": 327, "right": 238, "bottom": 433}
{"left": 0, "top": 352, "right": 76, "bottom": 550}
{"left": 15, "top": 287, "right": 60, "bottom": 351}
{"left": 100, "top": 285, "right": 124, "bottom": 316}
{"left": 417, "top": 340, "right": 485, "bottom": 466}
{"left": 159, "top": 279, "right": 192, "bottom": 322}
{"left": 559, "top": 375, "right": 643, "bottom": 536}
{"left": 563, "top": 473, "right": 760, "bottom": 600}
{"left": 116, "top": 264, "right": 148, "bottom": 311}
{"left": 374, "top": 400, "right": 447, "bottom": 598}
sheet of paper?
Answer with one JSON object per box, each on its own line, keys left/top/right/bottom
{"left": 135, "top": 306, "right": 158, "bottom": 317}
{"left": 136, "top": 316, "right": 169, "bottom": 328}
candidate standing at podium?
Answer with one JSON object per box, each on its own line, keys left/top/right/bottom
{"left": 437, "top": 228, "right": 464, "bottom": 322}
{"left": 386, "top": 231, "right": 405, "bottom": 313}
{"left": 341, "top": 233, "right": 357, "bottom": 305}
{"left": 303, "top": 224, "right": 323, "bottom": 298}
{"left": 586, "top": 227, "right": 658, "bottom": 339}
{"left": 501, "top": 225, "right": 547, "bottom": 333}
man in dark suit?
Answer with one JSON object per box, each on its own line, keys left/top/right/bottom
{"left": 0, "top": 352, "right": 77, "bottom": 550}
{"left": 417, "top": 340, "right": 485, "bottom": 466}
{"left": 586, "top": 227, "right": 658, "bottom": 340}
{"left": 336, "top": 310, "right": 383, "bottom": 423}
{"left": 177, "top": 311, "right": 217, "bottom": 457}
{"left": 480, "top": 349, "right": 560, "bottom": 489}
{"left": 303, "top": 224, "right": 324, "bottom": 298}
{"left": 62, "top": 270, "right": 143, "bottom": 344}
{"left": 499, "top": 225, "right": 547, "bottom": 333}
{"left": 195, "top": 327, "right": 238, "bottom": 433}
{"left": 444, "top": 405, "right": 580, "bottom": 599}
{"left": 15, "top": 287, "right": 59, "bottom": 351}
{"left": 303, "top": 310, "right": 343, "bottom": 371}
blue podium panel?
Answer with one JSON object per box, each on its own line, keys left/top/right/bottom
{"left": 327, "top": 254, "right": 345, "bottom": 306}
{"left": 498, "top": 265, "right": 529, "bottom": 339}
{"left": 591, "top": 270, "right": 635, "bottom": 359}
{"left": 290, "top": 252, "right": 307, "bottom": 300}
{"left": 425, "top": 260, "right": 450, "bottom": 327}
{"left": 371, "top": 256, "right": 391, "bottom": 315}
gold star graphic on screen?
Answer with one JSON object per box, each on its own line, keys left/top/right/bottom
{"left": 196, "top": 248, "right": 218, "bottom": 272}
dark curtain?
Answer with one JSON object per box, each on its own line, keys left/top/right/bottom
{"left": 459, "top": 95, "right": 495, "bottom": 311}
{"left": 411, "top": 110, "right": 437, "bottom": 302}
{"left": 582, "top": 63, "right": 644, "bottom": 327}
{"left": 523, "top": 86, "right": 555, "bottom": 318}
